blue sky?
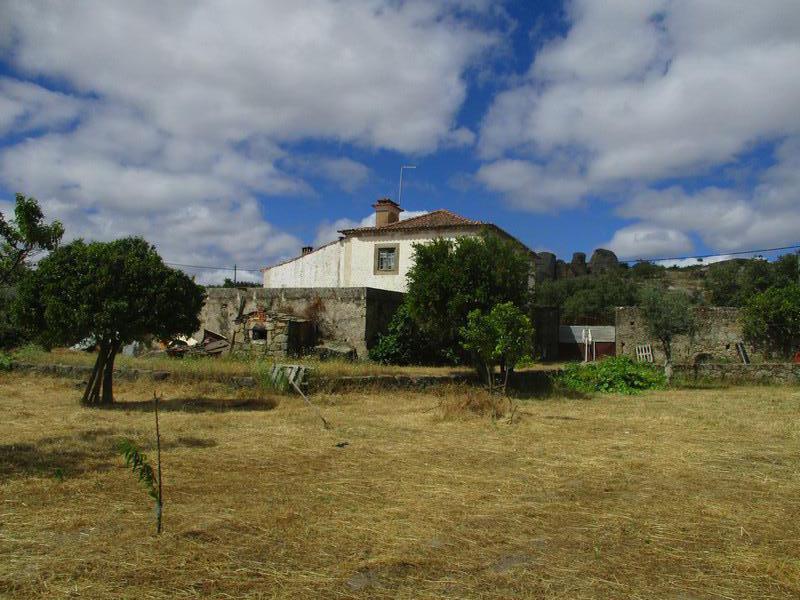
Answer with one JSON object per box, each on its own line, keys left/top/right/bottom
{"left": 1, "top": 1, "right": 799, "bottom": 282}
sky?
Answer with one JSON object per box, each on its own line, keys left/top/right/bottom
{"left": 1, "top": 0, "right": 799, "bottom": 283}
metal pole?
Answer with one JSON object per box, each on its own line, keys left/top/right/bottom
{"left": 234, "top": 264, "right": 237, "bottom": 285}
{"left": 398, "top": 165, "right": 416, "bottom": 204}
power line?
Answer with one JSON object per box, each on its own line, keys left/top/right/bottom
{"left": 162, "top": 242, "right": 800, "bottom": 275}
{"left": 620, "top": 243, "right": 800, "bottom": 264}
{"left": 163, "top": 261, "right": 263, "bottom": 273}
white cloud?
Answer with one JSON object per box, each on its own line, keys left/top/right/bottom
{"left": 477, "top": 0, "right": 800, "bottom": 223}
{"left": 0, "top": 1, "right": 499, "bottom": 281}
{"left": 656, "top": 255, "right": 734, "bottom": 269}
{"left": 314, "top": 210, "right": 429, "bottom": 246}
{"left": 0, "top": 78, "right": 83, "bottom": 135}
{"left": 286, "top": 157, "right": 371, "bottom": 193}
{"left": 1, "top": 0, "right": 494, "bottom": 154}
{"left": 614, "top": 136, "right": 800, "bottom": 251}
{"left": 476, "top": 158, "right": 589, "bottom": 212}
{"left": 605, "top": 223, "right": 693, "bottom": 260}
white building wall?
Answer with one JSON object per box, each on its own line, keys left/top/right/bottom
{"left": 262, "top": 227, "right": 480, "bottom": 292}
{"left": 262, "top": 241, "right": 343, "bottom": 288}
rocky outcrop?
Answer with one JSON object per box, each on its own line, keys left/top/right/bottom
{"left": 588, "top": 248, "right": 619, "bottom": 274}
{"left": 533, "top": 248, "right": 618, "bottom": 282}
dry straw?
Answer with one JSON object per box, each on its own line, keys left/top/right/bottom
{"left": 1, "top": 372, "right": 799, "bottom": 598}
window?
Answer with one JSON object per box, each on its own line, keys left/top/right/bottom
{"left": 374, "top": 244, "right": 399, "bottom": 274}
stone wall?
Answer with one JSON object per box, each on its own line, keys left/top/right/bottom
{"left": 616, "top": 306, "right": 764, "bottom": 363}
{"left": 674, "top": 363, "right": 800, "bottom": 384}
{"left": 198, "top": 287, "right": 404, "bottom": 358}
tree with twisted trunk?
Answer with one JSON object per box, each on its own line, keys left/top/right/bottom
{"left": 16, "top": 237, "right": 205, "bottom": 405}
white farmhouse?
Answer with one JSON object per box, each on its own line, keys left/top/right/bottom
{"left": 262, "top": 199, "right": 535, "bottom": 293}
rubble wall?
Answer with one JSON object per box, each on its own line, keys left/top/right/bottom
{"left": 615, "top": 306, "right": 765, "bottom": 363}
{"left": 197, "top": 287, "right": 404, "bottom": 357}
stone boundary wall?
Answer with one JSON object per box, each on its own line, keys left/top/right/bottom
{"left": 674, "top": 363, "right": 800, "bottom": 384}
{"left": 616, "top": 306, "right": 763, "bottom": 364}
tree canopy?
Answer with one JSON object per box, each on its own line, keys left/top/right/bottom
{"left": 639, "top": 285, "right": 695, "bottom": 382}
{"left": 17, "top": 237, "right": 205, "bottom": 405}
{"left": 404, "top": 231, "right": 532, "bottom": 361}
{"left": 741, "top": 284, "right": 800, "bottom": 359}
{"left": 703, "top": 255, "right": 799, "bottom": 306}
{"left": 460, "top": 302, "right": 534, "bottom": 393}
{"left": 0, "top": 193, "right": 64, "bottom": 285}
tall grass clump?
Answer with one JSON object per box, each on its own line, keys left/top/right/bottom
{"left": 0, "top": 350, "right": 12, "bottom": 371}
{"left": 558, "top": 356, "right": 666, "bottom": 395}
{"left": 253, "top": 360, "right": 291, "bottom": 393}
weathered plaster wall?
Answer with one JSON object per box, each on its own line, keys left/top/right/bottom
{"left": 615, "top": 306, "right": 763, "bottom": 363}
{"left": 198, "top": 287, "right": 403, "bottom": 357}
{"left": 262, "top": 241, "right": 342, "bottom": 288}
{"left": 262, "top": 227, "right": 482, "bottom": 293}
{"left": 343, "top": 228, "right": 477, "bottom": 292}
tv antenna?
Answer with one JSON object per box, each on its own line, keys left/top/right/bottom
{"left": 398, "top": 165, "right": 416, "bottom": 205}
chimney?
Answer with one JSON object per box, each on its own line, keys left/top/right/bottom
{"left": 301, "top": 246, "right": 313, "bottom": 255}
{"left": 373, "top": 198, "right": 403, "bottom": 227}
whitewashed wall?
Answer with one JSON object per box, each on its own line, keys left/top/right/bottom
{"left": 263, "top": 227, "right": 479, "bottom": 292}
{"left": 262, "top": 241, "right": 342, "bottom": 288}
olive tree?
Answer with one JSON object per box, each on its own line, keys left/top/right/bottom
{"left": 17, "top": 237, "right": 205, "bottom": 405}
{"left": 639, "top": 285, "right": 695, "bottom": 384}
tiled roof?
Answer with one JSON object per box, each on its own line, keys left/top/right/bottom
{"left": 338, "top": 209, "right": 485, "bottom": 235}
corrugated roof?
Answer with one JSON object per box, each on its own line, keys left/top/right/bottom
{"left": 338, "top": 209, "right": 485, "bottom": 235}
{"left": 559, "top": 325, "right": 616, "bottom": 344}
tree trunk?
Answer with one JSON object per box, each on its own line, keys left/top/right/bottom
{"left": 663, "top": 341, "right": 673, "bottom": 385}
{"left": 81, "top": 347, "right": 105, "bottom": 405}
{"left": 84, "top": 342, "right": 109, "bottom": 405}
{"left": 502, "top": 366, "right": 511, "bottom": 396}
{"left": 100, "top": 342, "right": 119, "bottom": 405}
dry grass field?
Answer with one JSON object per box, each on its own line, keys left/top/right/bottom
{"left": 12, "top": 346, "right": 478, "bottom": 379}
{"left": 1, "top": 372, "right": 799, "bottom": 599}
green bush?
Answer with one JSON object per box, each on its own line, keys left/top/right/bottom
{"left": 369, "top": 304, "right": 443, "bottom": 365}
{"left": 0, "top": 351, "right": 12, "bottom": 371}
{"left": 558, "top": 356, "right": 666, "bottom": 395}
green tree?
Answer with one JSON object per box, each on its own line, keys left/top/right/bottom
{"left": 17, "top": 237, "right": 205, "bottom": 405}
{"left": 405, "top": 231, "right": 532, "bottom": 361}
{"left": 535, "top": 273, "right": 639, "bottom": 323}
{"left": 639, "top": 285, "right": 695, "bottom": 383}
{"left": 460, "top": 302, "right": 534, "bottom": 394}
{"left": 741, "top": 284, "right": 800, "bottom": 359}
{"left": 0, "top": 193, "right": 64, "bottom": 285}
{"left": 704, "top": 256, "right": 797, "bottom": 306}
{"left": 0, "top": 194, "right": 64, "bottom": 348}
{"left": 368, "top": 304, "right": 441, "bottom": 365}
{"left": 703, "top": 260, "right": 742, "bottom": 305}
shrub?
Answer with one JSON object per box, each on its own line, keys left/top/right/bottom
{"left": 558, "top": 356, "right": 666, "bottom": 395}
{"left": 369, "top": 304, "right": 442, "bottom": 365}
{"left": 460, "top": 302, "right": 534, "bottom": 393}
{"left": 0, "top": 351, "right": 12, "bottom": 371}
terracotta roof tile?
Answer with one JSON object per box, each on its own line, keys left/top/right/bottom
{"left": 338, "top": 209, "right": 485, "bottom": 234}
